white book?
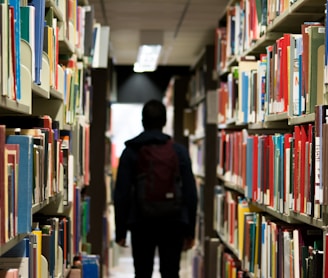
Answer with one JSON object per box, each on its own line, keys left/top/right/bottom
{"left": 293, "top": 229, "right": 300, "bottom": 278}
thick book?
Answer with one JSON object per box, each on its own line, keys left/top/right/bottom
{"left": 301, "top": 22, "right": 319, "bottom": 113}
{"left": 314, "top": 105, "right": 328, "bottom": 218}
{"left": 81, "top": 254, "right": 100, "bottom": 278}
{"left": 238, "top": 59, "right": 258, "bottom": 124}
{"left": 307, "top": 25, "right": 325, "bottom": 114}
{"left": 5, "top": 143, "right": 19, "bottom": 239}
{"left": 6, "top": 135, "right": 33, "bottom": 234}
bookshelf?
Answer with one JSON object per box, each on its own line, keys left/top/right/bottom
{"left": 187, "top": 44, "right": 219, "bottom": 277}
{"left": 213, "top": 0, "right": 328, "bottom": 277}
{"left": 0, "top": 0, "right": 108, "bottom": 277}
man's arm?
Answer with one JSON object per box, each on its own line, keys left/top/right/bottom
{"left": 178, "top": 145, "right": 198, "bottom": 239}
{"left": 114, "top": 148, "right": 134, "bottom": 244}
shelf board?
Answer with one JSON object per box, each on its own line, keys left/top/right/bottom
{"left": 266, "top": 0, "right": 325, "bottom": 34}
{"left": 217, "top": 174, "right": 245, "bottom": 195}
{"left": 216, "top": 232, "right": 240, "bottom": 259}
{"left": 244, "top": 32, "right": 283, "bottom": 55}
{"left": 50, "top": 87, "right": 64, "bottom": 100}
{"left": 265, "top": 112, "right": 288, "bottom": 122}
{"left": 289, "top": 211, "right": 325, "bottom": 229}
{"left": 250, "top": 202, "right": 301, "bottom": 224}
{"left": 0, "top": 97, "right": 31, "bottom": 115}
{"left": 78, "top": 0, "right": 89, "bottom": 5}
{"left": 288, "top": 113, "right": 315, "bottom": 125}
{"left": 32, "top": 193, "right": 63, "bottom": 214}
{"left": 46, "top": 0, "right": 64, "bottom": 22}
{"left": 32, "top": 82, "right": 50, "bottom": 99}
{"left": 0, "top": 233, "right": 28, "bottom": 256}
{"left": 59, "top": 38, "right": 75, "bottom": 55}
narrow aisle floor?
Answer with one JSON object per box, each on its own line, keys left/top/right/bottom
{"left": 109, "top": 242, "right": 193, "bottom": 277}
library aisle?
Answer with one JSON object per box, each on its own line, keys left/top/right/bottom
{"left": 109, "top": 237, "right": 193, "bottom": 277}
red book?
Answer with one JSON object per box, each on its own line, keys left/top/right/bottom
{"left": 219, "top": 130, "right": 226, "bottom": 175}
{"left": 225, "top": 133, "right": 230, "bottom": 176}
{"left": 306, "top": 124, "right": 313, "bottom": 215}
{"left": 241, "top": 133, "right": 247, "bottom": 190}
{"left": 5, "top": 144, "right": 20, "bottom": 239}
{"left": 283, "top": 34, "right": 291, "bottom": 112}
{"left": 300, "top": 125, "right": 308, "bottom": 213}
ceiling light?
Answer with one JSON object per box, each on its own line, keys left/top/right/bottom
{"left": 133, "top": 44, "right": 162, "bottom": 72}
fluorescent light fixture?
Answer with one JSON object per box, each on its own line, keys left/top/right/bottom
{"left": 133, "top": 44, "right": 162, "bottom": 72}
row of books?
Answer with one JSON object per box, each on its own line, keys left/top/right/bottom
{"left": 0, "top": 215, "right": 72, "bottom": 278}
{"left": 214, "top": 192, "right": 326, "bottom": 277}
{"left": 0, "top": 0, "right": 100, "bottom": 122}
{"left": 217, "top": 22, "right": 325, "bottom": 126}
{"left": 0, "top": 115, "right": 90, "bottom": 245}
{"left": 0, "top": 184, "right": 93, "bottom": 277}
{"left": 217, "top": 104, "right": 328, "bottom": 220}
{"left": 224, "top": 0, "right": 262, "bottom": 61}
{"left": 216, "top": 0, "right": 325, "bottom": 74}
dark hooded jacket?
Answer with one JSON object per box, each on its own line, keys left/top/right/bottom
{"left": 114, "top": 129, "right": 198, "bottom": 242}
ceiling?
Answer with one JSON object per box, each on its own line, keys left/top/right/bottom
{"left": 87, "top": 0, "right": 229, "bottom": 67}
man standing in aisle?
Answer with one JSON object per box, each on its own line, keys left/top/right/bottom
{"left": 114, "top": 99, "right": 198, "bottom": 278}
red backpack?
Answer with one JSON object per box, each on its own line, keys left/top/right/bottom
{"left": 135, "top": 140, "right": 183, "bottom": 219}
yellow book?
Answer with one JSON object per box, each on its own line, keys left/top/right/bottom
{"left": 32, "top": 226, "right": 42, "bottom": 278}
{"left": 237, "top": 197, "right": 250, "bottom": 260}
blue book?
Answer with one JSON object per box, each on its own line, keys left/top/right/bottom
{"left": 9, "top": 0, "right": 21, "bottom": 100}
{"left": 82, "top": 254, "right": 100, "bottom": 278}
{"left": 6, "top": 135, "right": 33, "bottom": 234}
{"left": 28, "top": 0, "right": 45, "bottom": 85}
{"left": 242, "top": 71, "right": 249, "bottom": 123}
